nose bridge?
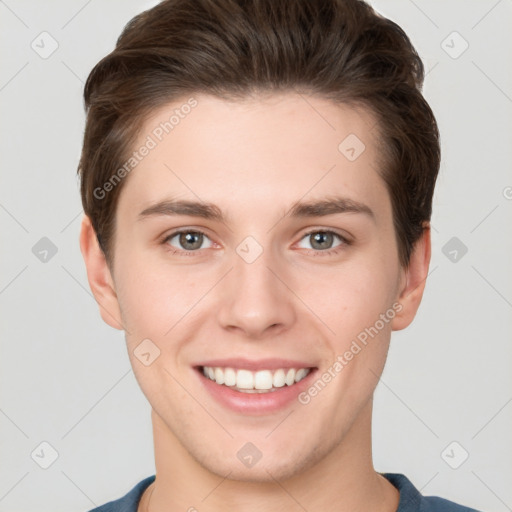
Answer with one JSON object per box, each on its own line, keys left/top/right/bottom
{"left": 217, "top": 235, "right": 295, "bottom": 337}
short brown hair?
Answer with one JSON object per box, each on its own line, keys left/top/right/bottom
{"left": 78, "top": 0, "right": 440, "bottom": 269}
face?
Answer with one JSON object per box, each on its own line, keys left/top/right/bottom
{"left": 84, "top": 92, "right": 425, "bottom": 482}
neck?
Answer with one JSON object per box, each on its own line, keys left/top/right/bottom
{"left": 145, "top": 399, "right": 399, "bottom": 512}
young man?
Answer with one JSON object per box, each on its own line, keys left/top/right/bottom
{"left": 78, "top": 0, "right": 482, "bottom": 510}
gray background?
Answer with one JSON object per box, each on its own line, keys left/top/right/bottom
{"left": 1, "top": 1, "right": 511, "bottom": 511}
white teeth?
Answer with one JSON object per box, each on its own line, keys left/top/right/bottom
{"left": 201, "top": 365, "right": 312, "bottom": 392}
{"left": 224, "top": 367, "right": 236, "bottom": 386}
{"left": 285, "top": 368, "right": 295, "bottom": 386}
{"left": 236, "top": 369, "right": 254, "bottom": 389}
{"left": 272, "top": 369, "right": 285, "bottom": 388}
{"left": 214, "top": 367, "right": 224, "bottom": 385}
{"left": 254, "top": 370, "right": 273, "bottom": 390}
{"left": 295, "top": 368, "right": 308, "bottom": 382}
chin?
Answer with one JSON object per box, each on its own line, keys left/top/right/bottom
{"left": 195, "top": 441, "right": 326, "bottom": 484}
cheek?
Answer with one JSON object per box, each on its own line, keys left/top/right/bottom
{"left": 114, "top": 252, "right": 204, "bottom": 335}
{"left": 315, "top": 258, "right": 399, "bottom": 339}
{"left": 302, "top": 265, "right": 397, "bottom": 417}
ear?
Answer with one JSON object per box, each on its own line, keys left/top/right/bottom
{"left": 391, "top": 223, "right": 431, "bottom": 331}
{"left": 79, "top": 215, "right": 124, "bottom": 330}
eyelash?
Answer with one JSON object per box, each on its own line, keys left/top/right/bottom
{"left": 161, "top": 228, "right": 352, "bottom": 257}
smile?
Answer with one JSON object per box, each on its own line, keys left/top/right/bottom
{"left": 201, "top": 366, "right": 312, "bottom": 393}
{"left": 194, "top": 360, "right": 318, "bottom": 415}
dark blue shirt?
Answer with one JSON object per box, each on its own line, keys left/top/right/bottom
{"left": 87, "top": 473, "right": 482, "bottom": 511}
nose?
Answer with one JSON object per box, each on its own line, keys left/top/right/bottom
{"left": 217, "top": 245, "right": 296, "bottom": 339}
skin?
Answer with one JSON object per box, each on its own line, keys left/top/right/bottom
{"left": 80, "top": 92, "right": 431, "bottom": 512}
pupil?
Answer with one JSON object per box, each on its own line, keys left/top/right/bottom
{"left": 312, "top": 232, "right": 332, "bottom": 250}
{"left": 180, "top": 232, "right": 202, "bottom": 250}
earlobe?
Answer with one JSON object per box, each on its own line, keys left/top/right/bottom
{"left": 79, "top": 215, "right": 124, "bottom": 331}
{"left": 391, "top": 224, "right": 431, "bottom": 331}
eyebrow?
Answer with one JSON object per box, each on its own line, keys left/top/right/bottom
{"left": 137, "top": 195, "right": 375, "bottom": 223}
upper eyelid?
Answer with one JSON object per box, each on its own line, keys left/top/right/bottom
{"left": 301, "top": 228, "right": 349, "bottom": 239}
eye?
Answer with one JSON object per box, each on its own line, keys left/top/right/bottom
{"left": 162, "top": 230, "right": 214, "bottom": 253}
{"left": 161, "top": 228, "right": 351, "bottom": 257}
{"left": 296, "top": 229, "right": 350, "bottom": 255}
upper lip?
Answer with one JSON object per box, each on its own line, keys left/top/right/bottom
{"left": 194, "top": 358, "right": 317, "bottom": 371}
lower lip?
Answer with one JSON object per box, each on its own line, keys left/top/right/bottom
{"left": 195, "top": 367, "right": 317, "bottom": 415}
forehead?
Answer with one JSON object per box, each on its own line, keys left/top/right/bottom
{"left": 116, "top": 92, "right": 389, "bottom": 222}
